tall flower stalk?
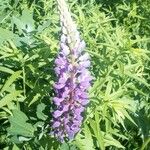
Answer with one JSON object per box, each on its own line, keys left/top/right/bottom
{"left": 51, "top": 0, "right": 92, "bottom": 142}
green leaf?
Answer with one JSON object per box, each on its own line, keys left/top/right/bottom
{"left": 12, "top": 144, "right": 20, "bottom": 150}
{"left": 83, "top": 124, "right": 95, "bottom": 150}
{"left": 12, "top": 8, "right": 35, "bottom": 33}
{"left": 7, "top": 109, "right": 35, "bottom": 138}
{"left": 104, "top": 134, "right": 125, "bottom": 149}
{"left": 89, "top": 118, "right": 105, "bottom": 150}
{"left": 0, "top": 66, "right": 14, "bottom": 74}
{"left": 36, "top": 103, "right": 47, "bottom": 120}
{"left": 141, "top": 137, "right": 150, "bottom": 150}
{"left": 0, "top": 27, "right": 15, "bottom": 45}
{"left": 125, "top": 71, "right": 150, "bottom": 88}
{"left": 121, "top": 109, "right": 137, "bottom": 126}
{"left": 0, "top": 70, "right": 22, "bottom": 93}
{"left": 28, "top": 93, "right": 41, "bottom": 107}
{"left": 109, "top": 89, "right": 125, "bottom": 100}
{"left": 60, "top": 143, "right": 69, "bottom": 150}
{"left": 10, "top": 135, "right": 22, "bottom": 144}
{"left": 0, "top": 90, "right": 22, "bottom": 107}
{"left": 95, "top": 111, "right": 105, "bottom": 150}
{"left": 18, "top": 136, "right": 32, "bottom": 142}
{"left": 126, "top": 83, "right": 147, "bottom": 96}
{"left": 75, "top": 129, "right": 95, "bottom": 150}
{"left": 105, "top": 78, "right": 112, "bottom": 97}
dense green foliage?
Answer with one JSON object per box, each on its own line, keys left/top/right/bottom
{"left": 0, "top": 0, "right": 150, "bottom": 149}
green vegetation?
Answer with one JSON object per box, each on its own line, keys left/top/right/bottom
{"left": 0, "top": 0, "right": 150, "bottom": 149}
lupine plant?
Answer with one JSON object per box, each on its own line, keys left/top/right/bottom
{"left": 0, "top": 0, "right": 150, "bottom": 149}
{"left": 51, "top": 0, "right": 92, "bottom": 141}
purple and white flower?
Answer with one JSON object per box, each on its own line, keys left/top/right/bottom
{"left": 51, "top": 0, "right": 92, "bottom": 142}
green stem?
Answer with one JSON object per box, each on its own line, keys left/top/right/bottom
{"left": 22, "top": 66, "right": 26, "bottom": 97}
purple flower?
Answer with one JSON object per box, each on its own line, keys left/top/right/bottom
{"left": 51, "top": 0, "right": 92, "bottom": 142}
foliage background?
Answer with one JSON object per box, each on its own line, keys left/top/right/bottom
{"left": 0, "top": 0, "right": 150, "bottom": 149}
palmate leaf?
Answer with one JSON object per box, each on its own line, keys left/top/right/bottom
{"left": 88, "top": 114, "right": 125, "bottom": 149}
{"left": 12, "top": 8, "right": 35, "bottom": 33}
{"left": 7, "top": 109, "right": 35, "bottom": 138}
{"left": 110, "top": 98, "right": 137, "bottom": 127}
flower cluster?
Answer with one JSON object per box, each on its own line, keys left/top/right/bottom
{"left": 51, "top": 0, "right": 92, "bottom": 141}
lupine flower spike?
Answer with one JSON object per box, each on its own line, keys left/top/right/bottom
{"left": 51, "top": 0, "right": 92, "bottom": 142}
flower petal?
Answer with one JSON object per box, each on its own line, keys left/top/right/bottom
{"left": 53, "top": 97, "right": 64, "bottom": 105}
{"left": 53, "top": 110, "right": 62, "bottom": 118}
{"left": 52, "top": 121, "right": 61, "bottom": 128}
